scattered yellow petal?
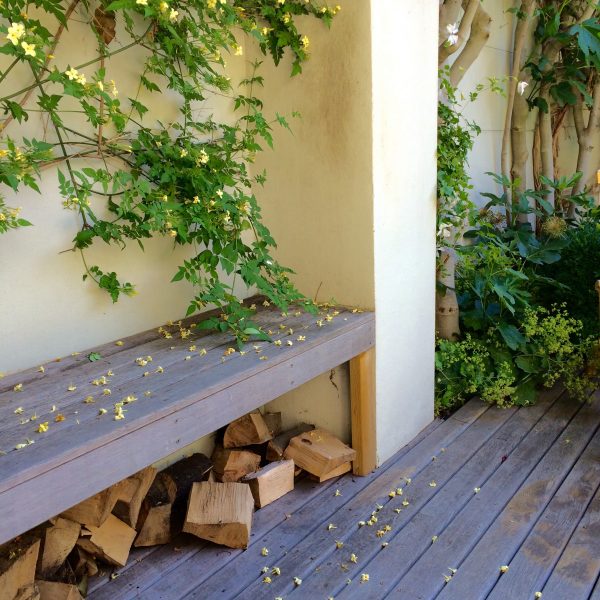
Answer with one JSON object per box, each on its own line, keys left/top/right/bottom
{"left": 500, "top": 565, "right": 509, "bottom": 573}
{"left": 37, "top": 422, "right": 49, "bottom": 433}
{"left": 286, "top": 340, "right": 293, "bottom": 346}
{"left": 14, "top": 383, "right": 23, "bottom": 392}
{"left": 396, "top": 488, "right": 403, "bottom": 495}
{"left": 335, "top": 540, "right": 344, "bottom": 549}
{"left": 223, "top": 348, "right": 236, "bottom": 356}
{"left": 50, "top": 405, "right": 57, "bottom": 413}
{"left": 402, "top": 500, "right": 409, "bottom": 507}
{"left": 261, "top": 566, "right": 269, "bottom": 573}
{"left": 358, "top": 521, "right": 366, "bottom": 527}
{"left": 185, "top": 356, "right": 192, "bottom": 361}
{"left": 535, "top": 593, "right": 542, "bottom": 599}
{"left": 54, "top": 414, "right": 65, "bottom": 422}
{"left": 98, "top": 408, "right": 108, "bottom": 415}
{"left": 144, "top": 391, "right": 152, "bottom": 396}
{"left": 189, "top": 345, "right": 197, "bottom": 351}
{"left": 261, "top": 547, "right": 269, "bottom": 556}
{"left": 394, "top": 508, "right": 402, "bottom": 514}
{"left": 389, "top": 490, "right": 396, "bottom": 498}
{"left": 361, "top": 574, "right": 369, "bottom": 583}
{"left": 327, "top": 523, "right": 337, "bottom": 531}
{"left": 474, "top": 487, "right": 481, "bottom": 494}
{"left": 107, "top": 370, "right": 114, "bottom": 377}
{"left": 38, "top": 366, "right": 45, "bottom": 373}
{"left": 84, "top": 396, "right": 95, "bottom": 404}
{"left": 199, "top": 348, "right": 207, "bottom": 356}
{"left": 259, "top": 356, "right": 268, "bottom": 361}
{"left": 293, "top": 577, "right": 302, "bottom": 586}
{"left": 384, "top": 525, "right": 392, "bottom": 532}
{"left": 271, "top": 567, "right": 281, "bottom": 576}
{"left": 14, "top": 407, "right": 24, "bottom": 415}
{"left": 381, "top": 542, "right": 389, "bottom": 548}
{"left": 30, "top": 413, "right": 37, "bottom": 421}
{"left": 297, "top": 335, "right": 306, "bottom": 342}
{"left": 156, "top": 366, "right": 164, "bottom": 373}
{"left": 334, "top": 489, "right": 342, "bottom": 497}
{"left": 429, "top": 481, "right": 437, "bottom": 487}
{"left": 376, "top": 530, "right": 385, "bottom": 538}
{"left": 115, "top": 340, "right": 124, "bottom": 346}
{"left": 102, "top": 389, "right": 112, "bottom": 396}
{"left": 67, "top": 384, "right": 77, "bottom": 392}
{"left": 432, "top": 535, "right": 438, "bottom": 543}
{"left": 350, "top": 553, "right": 358, "bottom": 563}
{"left": 274, "top": 340, "right": 282, "bottom": 347}
{"left": 262, "top": 576, "right": 271, "bottom": 584}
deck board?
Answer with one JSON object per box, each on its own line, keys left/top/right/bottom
{"left": 85, "top": 388, "right": 600, "bottom": 600}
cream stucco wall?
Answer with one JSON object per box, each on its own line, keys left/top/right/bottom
{"left": 1, "top": 2, "right": 439, "bottom": 466}
{"left": 256, "top": 0, "right": 438, "bottom": 463}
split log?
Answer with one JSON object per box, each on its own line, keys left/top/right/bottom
{"left": 266, "top": 423, "right": 315, "bottom": 462}
{"left": 309, "top": 461, "right": 352, "bottom": 483}
{"left": 212, "top": 446, "right": 261, "bottom": 482}
{"left": 161, "top": 453, "right": 213, "bottom": 532}
{"left": 0, "top": 533, "right": 41, "bottom": 600}
{"left": 263, "top": 412, "right": 282, "bottom": 438}
{"left": 112, "top": 466, "right": 157, "bottom": 527}
{"left": 37, "top": 518, "right": 80, "bottom": 578}
{"left": 242, "top": 460, "right": 294, "bottom": 508}
{"left": 60, "top": 483, "right": 123, "bottom": 527}
{"left": 36, "top": 581, "right": 82, "bottom": 600}
{"left": 284, "top": 428, "right": 356, "bottom": 478}
{"left": 68, "top": 547, "right": 98, "bottom": 580}
{"left": 77, "top": 514, "right": 136, "bottom": 568}
{"left": 183, "top": 482, "right": 254, "bottom": 549}
{"left": 223, "top": 411, "right": 272, "bottom": 448}
{"left": 134, "top": 473, "right": 176, "bottom": 547}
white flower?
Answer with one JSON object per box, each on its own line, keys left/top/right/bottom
{"left": 136, "top": 0, "right": 148, "bottom": 5}
{"left": 517, "top": 80, "right": 529, "bottom": 96}
{"left": 169, "top": 8, "right": 178, "bottom": 21}
{"left": 446, "top": 23, "right": 459, "bottom": 46}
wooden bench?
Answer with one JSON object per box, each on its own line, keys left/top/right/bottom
{"left": 0, "top": 300, "right": 375, "bottom": 546}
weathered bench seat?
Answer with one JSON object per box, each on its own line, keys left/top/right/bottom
{"left": 0, "top": 301, "right": 375, "bottom": 545}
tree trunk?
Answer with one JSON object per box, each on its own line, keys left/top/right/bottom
{"left": 438, "top": 0, "right": 481, "bottom": 65}
{"left": 539, "top": 89, "right": 555, "bottom": 207}
{"left": 573, "top": 82, "right": 600, "bottom": 197}
{"left": 502, "top": 0, "right": 537, "bottom": 221}
{"left": 436, "top": 249, "right": 460, "bottom": 341}
{"left": 449, "top": 6, "right": 492, "bottom": 87}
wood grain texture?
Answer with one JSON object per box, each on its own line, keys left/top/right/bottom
{"left": 542, "top": 484, "right": 600, "bottom": 600}
{"left": 350, "top": 348, "right": 376, "bottom": 476}
{"left": 486, "top": 424, "right": 600, "bottom": 600}
{"left": 338, "top": 388, "right": 559, "bottom": 600}
{"left": 434, "top": 395, "right": 600, "bottom": 600}
{"left": 0, "top": 307, "right": 374, "bottom": 545}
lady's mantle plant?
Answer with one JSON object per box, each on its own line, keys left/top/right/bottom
{"left": 0, "top": 0, "right": 339, "bottom": 340}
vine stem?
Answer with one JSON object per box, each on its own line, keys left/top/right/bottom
{"left": 1, "top": 0, "right": 81, "bottom": 132}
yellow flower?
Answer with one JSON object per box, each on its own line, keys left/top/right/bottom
{"left": 261, "top": 547, "right": 269, "bottom": 556}
{"left": 361, "top": 574, "right": 369, "bottom": 583}
{"left": 156, "top": 366, "right": 164, "bottom": 373}
{"left": 159, "top": 0, "right": 169, "bottom": 10}
{"left": 207, "top": 0, "right": 217, "bottom": 8}
{"left": 169, "top": 8, "right": 178, "bottom": 21}
{"left": 350, "top": 553, "right": 357, "bottom": 563}
{"left": 21, "top": 41, "right": 36, "bottom": 57}
{"left": 262, "top": 577, "right": 271, "bottom": 584}
{"left": 102, "top": 388, "right": 111, "bottom": 396}
{"left": 282, "top": 13, "right": 290, "bottom": 23}
{"left": 179, "top": 148, "right": 188, "bottom": 158}
{"left": 168, "top": 229, "right": 177, "bottom": 237}
{"left": 14, "top": 407, "right": 24, "bottom": 414}
{"left": 114, "top": 405, "right": 126, "bottom": 420}
{"left": 136, "top": 0, "right": 148, "bottom": 5}
{"left": 65, "top": 67, "right": 80, "bottom": 81}
{"left": 14, "top": 383, "right": 23, "bottom": 392}
{"left": 402, "top": 500, "right": 409, "bottom": 507}
{"left": 192, "top": 196, "right": 200, "bottom": 204}
{"left": 7, "top": 22, "right": 25, "bottom": 45}
{"left": 274, "top": 340, "right": 282, "bottom": 347}
{"left": 271, "top": 567, "right": 280, "bottom": 576}
{"left": 301, "top": 35, "right": 310, "bottom": 48}
{"left": 234, "top": 44, "right": 243, "bottom": 56}
{"left": 37, "top": 422, "right": 49, "bottom": 433}
{"left": 0, "top": 214, "right": 6, "bottom": 222}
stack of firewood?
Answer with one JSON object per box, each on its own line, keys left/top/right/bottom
{"left": 0, "top": 411, "right": 355, "bottom": 599}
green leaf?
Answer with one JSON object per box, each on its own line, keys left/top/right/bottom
{"left": 87, "top": 352, "right": 102, "bottom": 362}
{"left": 498, "top": 323, "right": 526, "bottom": 351}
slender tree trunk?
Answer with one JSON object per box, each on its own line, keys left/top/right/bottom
{"left": 501, "top": 0, "right": 537, "bottom": 222}
{"left": 539, "top": 89, "right": 555, "bottom": 207}
{"left": 436, "top": 249, "right": 460, "bottom": 341}
{"left": 438, "top": 0, "right": 481, "bottom": 65}
{"left": 573, "top": 82, "right": 600, "bottom": 197}
{"left": 449, "top": 6, "right": 492, "bottom": 88}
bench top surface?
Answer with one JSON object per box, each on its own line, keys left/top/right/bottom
{"left": 0, "top": 301, "right": 374, "bottom": 544}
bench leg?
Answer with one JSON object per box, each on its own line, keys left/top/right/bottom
{"left": 350, "top": 348, "right": 376, "bottom": 475}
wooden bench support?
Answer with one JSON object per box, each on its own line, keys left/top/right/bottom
{"left": 350, "top": 348, "right": 376, "bottom": 475}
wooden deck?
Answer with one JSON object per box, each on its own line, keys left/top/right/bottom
{"left": 88, "top": 385, "right": 600, "bottom": 600}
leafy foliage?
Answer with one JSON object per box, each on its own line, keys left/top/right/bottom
{"left": 0, "top": 0, "right": 338, "bottom": 341}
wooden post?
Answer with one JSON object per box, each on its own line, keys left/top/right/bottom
{"left": 350, "top": 348, "right": 376, "bottom": 475}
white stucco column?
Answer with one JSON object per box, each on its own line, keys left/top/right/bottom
{"left": 257, "top": 1, "right": 438, "bottom": 463}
